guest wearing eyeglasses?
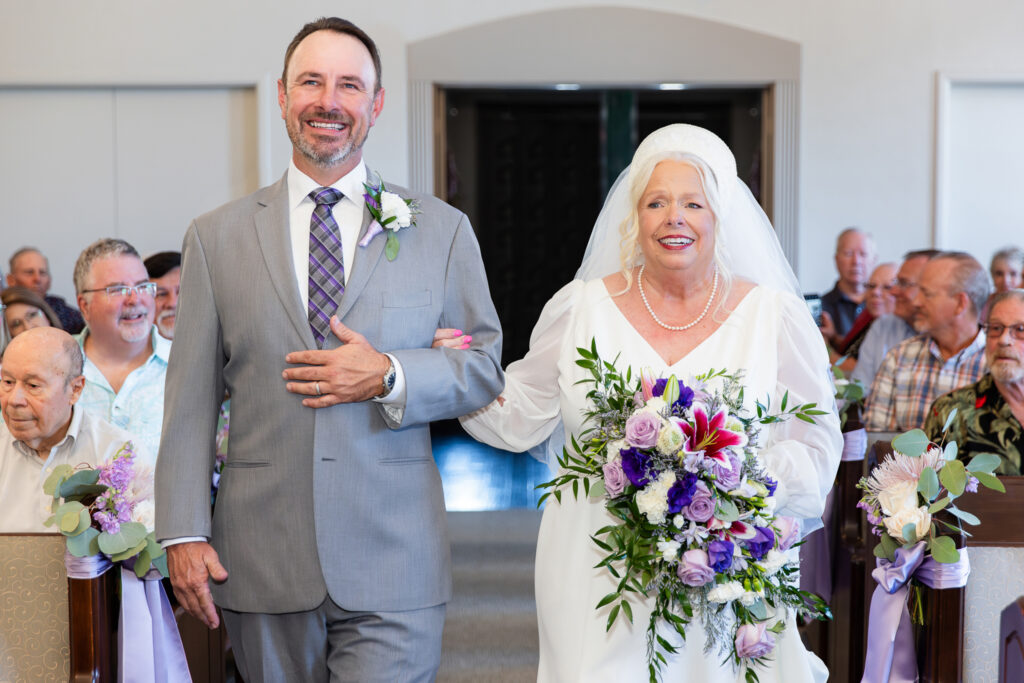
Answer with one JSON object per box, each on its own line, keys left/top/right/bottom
{"left": 2, "top": 286, "right": 61, "bottom": 339}
{"left": 925, "top": 290, "right": 1024, "bottom": 474}
{"left": 864, "top": 252, "right": 991, "bottom": 432}
{"left": 73, "top": 238, "right": 169, "bottom": 458}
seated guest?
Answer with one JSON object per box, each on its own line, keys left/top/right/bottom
{"left": 851, "top": 249, "right": 939, "bottom": 393}
{"left": 830, "top": 261, "right": 897, "bottom": 370}
{"left": 820, "top": 227, "right": 876, "bottom": 344}
{"left": 925, "top": 290, "right": 1024, "bottom": 474}
{"left": 864, "top": 251, "right": 990, "bottom": 432}
{"left": 0, "top": 327, "right": 146, "bottom": 532}
{"left": 143, "top": 251, "right": 180, "bottom": 340}
{"left": 7, "top": 247, "right": 85, "bottom": 334}
{"left": 2, "top": 286, "right": 61, "bottom": 339}
{"left": 990, "top": 246, "right": 1024, "bottom": 294}
{"left": 74, "top": 238, "right": 169, "bottom": 457}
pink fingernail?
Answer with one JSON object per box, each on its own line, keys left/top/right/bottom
{"left": 454, "top": 329, "right": 463, "bottom": 335}
{"left": 465, "top": 335, "right": 472, "bottom": 342}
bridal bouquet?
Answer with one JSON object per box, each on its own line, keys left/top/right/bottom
{"left": 43, "top": 441, "right": 168, "bottom": 578}
{"left": 541, "top": 343, "right": 831, "bottom": 682}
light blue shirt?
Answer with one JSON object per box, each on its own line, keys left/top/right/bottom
{"left": 850, "top": 314, "right": 915, "bottom": 393}
{"left": 75, "top": 326, "right": 170, "bottom": 459}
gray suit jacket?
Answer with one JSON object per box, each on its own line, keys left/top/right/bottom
{"left": 155, "top": 170, "right": 503, "bottom": 614}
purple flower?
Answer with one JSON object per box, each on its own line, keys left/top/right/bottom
{"left": 652, "top": 378, "right": 667, "bottom": 397}
{"left": 712, "top": 453, "right": 743, "bottom": 492}
{"left": 674, "top": 385, "right": 695, "bottom": 411}
{"left": 765, "top": 476, "right": 778, "bottom": 496}
{"left": 625, "top": 412, "right": 661, "bottom": 449}
{"left": 602, "top": 460, "right": 628, "bottom": 497}
{"left": 363, "top": 192, "right": 380, "bottom": 209}
{"left": 965, "top": 476, "right": 979, "bottom": 493}
{"left": 708, "top": 539, "right": 734, "bottom": 573}
{"left": 683, "top": 484, "right": 715, "bottom": 523}
{"left": 774, "top": 516, "right": 801, "bottom": 551}
{"left": 620, "top": 447, "right": 651, "bottom": 487}
{"left": 667, "top": 472, "right": 698, "bottom": 513}
{"left": 676, "top": 549, "right": 715, "bottom": 586}
{"left": 746, "top": 526, "right": 775, "bottom": 560}
{"left": 735, "top": 622, "right": 775, "bottom": 659}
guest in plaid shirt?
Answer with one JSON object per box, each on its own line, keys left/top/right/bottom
{"left": 864, "top": 251, "right": 991, "bottom": 432}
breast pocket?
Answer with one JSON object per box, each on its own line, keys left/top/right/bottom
{"left": 380, "top": 289, "right": 437, "bottom": 348}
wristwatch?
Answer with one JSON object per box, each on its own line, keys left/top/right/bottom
{"left": 379, "top": 356, "right": 397, "bottom": 397}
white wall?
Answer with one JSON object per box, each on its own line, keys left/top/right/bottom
{"left": 3, "top": 0, "right": 1024, "bottom": 292}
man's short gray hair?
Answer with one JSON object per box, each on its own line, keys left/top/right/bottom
{"left": 62, "top": 335, "right": 84, "bottom": 379}
{"left": 836, "top": 227, "right": 876, "bottom": 256}
{"left": 992, "top": 246, "right": 1024, "bottom": 272}
{"left": 8, "top": 246, "right": 45, "bottom": 272}
{"left": 987, "top": 289, "right": 1024, "bottom": 323}
{"left": 933, "top": 251, "right": 992, "bottom": 317}
{"left": 73, "top": 238, "right": 141, "bottom": 294}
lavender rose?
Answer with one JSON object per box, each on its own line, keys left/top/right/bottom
{"left": 735, "top": 622, "right": 775, "bottom": 659}
{"left": 774, "top": 516, "right": 801, "bottom": 551}
{"left": 620, "top": 447, "right": 651, "bottom": 487}
{"left": 712, "top": 452, "right": 743, "bottom": 491}
{"left": 746, "top": 526, "right": 775, "bottom": 560}
{"left": 667, "top": 472, "right": 698, "bottom": 513}
{"left": 683, "top": 483, "right": 715, "bottom": 523}
{"left": 625, "top": 411, "right": 662, "bottom": 448}
{"left": 708, "top": 539, "right": 734, "bottom": 573}
{"left": 602, "top": 460, "right": 628, "bottom": 497}
{"left": 676, "top": 549, "right": 715, "bottom": 586}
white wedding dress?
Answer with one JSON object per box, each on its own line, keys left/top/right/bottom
{"left": 461, "top": 279, "right": 841, "bottom": 682}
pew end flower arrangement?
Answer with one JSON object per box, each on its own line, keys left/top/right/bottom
{"left": 831, "top": 359, "right": 865, "bottom": 431}
{"left": 856, "top": 412, "right": 1004, "bottom": 625}
{"left": 43, "top": 441, "right": 168, "bottom": 579}
{"left": 538, "top": 342, "right": 832, "bottom": 682}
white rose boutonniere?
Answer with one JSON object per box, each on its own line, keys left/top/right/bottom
{"left": 358, "top": 174, "right": 420, "bottom": 261}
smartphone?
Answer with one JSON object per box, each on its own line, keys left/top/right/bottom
{"left": 803, "top": 294, "right": 823, "bottom": 326}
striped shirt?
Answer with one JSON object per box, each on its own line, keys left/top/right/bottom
{"left": 864, "top": 331, "right": 987, "bottom": 432}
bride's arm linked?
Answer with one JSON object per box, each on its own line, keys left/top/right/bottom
{"left": 460, "top": 280, "right": 583, "bottom": 452}
{"left": 760, "top": 292, "right": 843, "bottom": 525}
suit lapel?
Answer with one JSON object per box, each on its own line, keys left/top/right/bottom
{"left": 254, "top": 176, "right": 317, "bottom": 348}
{"left": 335, "top": 172, "right": 386, "bottom": 322}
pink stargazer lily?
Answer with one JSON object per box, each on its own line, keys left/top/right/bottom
{"left": 640, "top": 368, "right": 656, "bottom": 402}
{"left": 680, "top": 404, "right": 744, "bottom": 467}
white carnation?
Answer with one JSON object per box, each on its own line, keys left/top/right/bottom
{"left": 131, "top": 499, "right": 155, "bottom": 533}
{"left": 643, "top": 397, "right": 668, "bottom": 415}
{"left": 656, "top": 419, "right": 685, "bottom": 455}
{"left": 657, "top": 539, "right": 681, "bottom": 562}
{"left": 708, "top": 581, "right": 745, "bottom": 604}
{"left": 636, "top": 471, "right": 676, "bottom": 525}
{"left": 759, "top": 549, "right": 789, "bottom": 576}
{"left": 380, "top": 192, "right": 413, "bottom": 229}
{"left": 606, "top": 439, "right": 627, "bottom": 464}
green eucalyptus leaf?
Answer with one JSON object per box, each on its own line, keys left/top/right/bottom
{"left": 110, "top": 539, "right": 148, "bottom": 563}
{"left": 43, "top": 465, "right": 75, "bottom": 496}
{"left": 877, "top": 532, "right": 898, "bottom": 560}
{"left": 384, "top": 233, "right": 400, "bottom": 261}
{"left": 589, "top": 480, "right": 606, "bottom": 500}
{"left": 972, "top": 471, "right": 1005, "bottom": 492}
{"left": 97, "top": 522, "right": 147, "bottom": 556}
{"left": 152, "top": 553, "right": 170, "bottom": 579}
{"left": 58, "top": 469, "right": 102, "bottom": 499}
{"left": 71, "top": 508, "right": 92, "bottom": 536}
{"left": 918, "top": 467, "right": 940, "bottom": 501}
{"left": 747, "top": 599, "right": 768, "bottom": 620}
{"left": 928, "top": 496, "right": 951, "bottom": 514}
{"left": 947, "top": 506, "right": 980, "bottom": 526}
{"left": 134, "top": 547, "right": 152, "bottom": 578}
{"left": 942, "top": 440, "right": 958, "bottom": 463}
{"left": 966, "top": 453, "right": 1001, "bottom": 474}
{"left": 939, "top": 459, "right": 967, "bottom": 496}
{"left": 929, "top": 535, "right": 960, "bottom": 564}
{"left": 902, "top": 523, "right": 918, "bottom": 545}
{"left": 53, "top": 500, "right": 85, "bottom": 520}
{"left": 716, "top": 499, "right": 740, "bottom": 523}
{"left": 891, "top": 429, "right": 929, "bottom": 457}
{"left": 941, "top": 407, "right": 959, "bottom": 434}
{"left": 65, "top": 527, "right": 100, "bottom": 557}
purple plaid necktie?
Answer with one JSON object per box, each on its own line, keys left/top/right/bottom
{"left": 308, "top": 187, "right": 345, "bottom": 346}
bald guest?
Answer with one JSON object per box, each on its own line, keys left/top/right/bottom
{"left": 0, "top": 327, "right": 147, "bottom": 532}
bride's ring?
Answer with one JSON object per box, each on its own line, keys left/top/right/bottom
{"left": 315, "top": 381, "right": 321, "bottom": 396}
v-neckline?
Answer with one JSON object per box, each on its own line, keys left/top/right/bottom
{"left": 601, "top": 280, "right": 761, "bottom": 369}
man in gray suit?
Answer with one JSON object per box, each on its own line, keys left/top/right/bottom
{"left": 155, "top": 17, "right": 503, "bottom": 683}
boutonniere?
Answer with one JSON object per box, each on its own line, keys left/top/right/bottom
{"left": 358, "top": 175, "right": 420, "bottom": 261}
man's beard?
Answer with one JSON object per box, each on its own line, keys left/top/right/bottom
{"left": 156, "top": 310, "right": 175, "bottom": 340}
{"left": 286, "top": 108, "right": 365, "bottom": 170}
{"left": 990, "top": 356, "right": 1024, "bottom": 384}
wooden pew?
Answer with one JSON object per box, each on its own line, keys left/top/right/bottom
{"left": 999, "top": 597, "right": 1024, "bottom": 683}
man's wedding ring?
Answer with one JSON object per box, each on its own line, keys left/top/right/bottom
{"left": 315, "top": 382, "right": 321, "bottom": 396}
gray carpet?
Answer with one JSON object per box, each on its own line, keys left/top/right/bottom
{"left": 438, "top": 510, "right": 543, "bottom": 683}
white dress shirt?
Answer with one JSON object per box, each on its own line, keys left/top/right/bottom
{"left": 0, "top": 406, "right": 147, "bottom": 532}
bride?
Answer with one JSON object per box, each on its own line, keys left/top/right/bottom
{"left": 459, "top": 124, "right": 841, "bottom": 681}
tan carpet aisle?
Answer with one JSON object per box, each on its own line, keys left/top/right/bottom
{"left": 439, "top": 510, "right": 543, "bottom": 683}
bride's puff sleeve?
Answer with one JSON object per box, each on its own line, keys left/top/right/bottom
{"left": 460, "top": 280, "right": 584, "bottom": 453}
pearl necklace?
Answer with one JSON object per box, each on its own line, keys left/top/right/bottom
{"left": 637, "top": 264, "right": 719, "bottom": 331}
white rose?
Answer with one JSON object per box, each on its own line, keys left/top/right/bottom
{"left": 877, "top": 480, "right": 920, "bottom": 517}
{"left": 636, "top": 471, "right": 676, "bottom": 525}
{"left": 656, "top": 419, "right": 685, "bottom": 455}
{"left": 708, "top": 581, "right": 745, "bottom": 604}
{"left": 884, "top": 506, "right": 932, "bottom": 543}
{"left": 131, "top": 499, "right": 156, "bottom": 533}
{"left": 380, "top": 192, "right": 413, "bottom": 229}
{"left": 657, "top": 539, "right": 681, "bottom": 562}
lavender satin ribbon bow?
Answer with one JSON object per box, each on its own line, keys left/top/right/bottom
{"left": 861, "top": 542, "right": 970, "bottom": 683}
{"left": 841, "top": 428, "right": 867, "bottom": 461}
{"left": 65, "top": 550, "right": 113, "bottom": 579}
{"left": 118, "top": 567, "right": 192, "bottom": 683}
